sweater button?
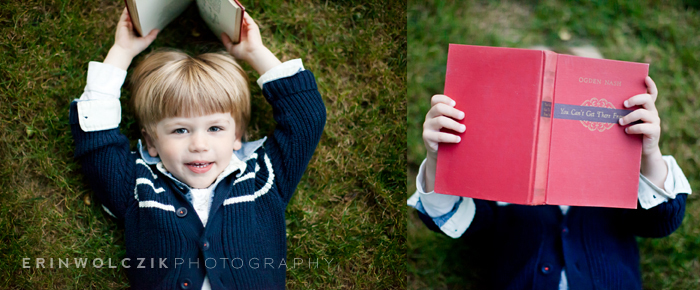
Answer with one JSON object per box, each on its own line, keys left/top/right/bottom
{"left": 202, "top": 240, "right": 210, "bottom": 251}
{"left": 562, "top": 227, "right": 569, "bottom": 235}
{"left": 176, "top": 207, "right": 188, "bottom": 217}
{"left": 180, "top": 278, "right": 192, "bottom": 289}
{"left": 541, "top": 264, "right": 552, "bottom": 274}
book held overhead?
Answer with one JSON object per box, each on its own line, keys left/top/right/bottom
{"left": 435, "top": 44, "right": 649, "bottom": 209}
{"left": 124, "top": 0, "right": 245, "bottom": 43}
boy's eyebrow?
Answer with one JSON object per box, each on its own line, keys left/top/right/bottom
{"left": 160, "top": 115, "right": 233, "bottom": 127}
{"left": 207, "top": 117, "right": 232, "bottom": 124}
{"left": 161, "top": 119, "right": 191, "bottom": 127}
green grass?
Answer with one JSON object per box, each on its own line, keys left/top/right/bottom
{"left": 408, "top": 0, "right": 700, "bottom": 289}
{"left": 0, "top": 0, "right": 406, "bottom": 288}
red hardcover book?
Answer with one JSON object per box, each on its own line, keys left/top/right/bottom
{"left": 434, "top": 44, "right": 649, "bottom": 209}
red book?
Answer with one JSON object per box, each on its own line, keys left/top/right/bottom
{"left": 434, "top": 44, "right": 649, "bottom": 209}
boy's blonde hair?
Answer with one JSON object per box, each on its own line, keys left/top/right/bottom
{"left": 130, "top": 49, "right": 250, "bottom": 139}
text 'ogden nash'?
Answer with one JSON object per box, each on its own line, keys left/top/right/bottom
{"left": 578, "top": 77, "right": 622, "bottom": 86}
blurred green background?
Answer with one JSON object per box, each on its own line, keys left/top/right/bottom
{"left": 408, "top": 0, "right": 700, "bottom": 289}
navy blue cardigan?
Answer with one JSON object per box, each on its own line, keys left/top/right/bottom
{"left": 417, "top": 195, "right": 687, "bottom": 290}
{"left": 70, "top": 71, "right": 326, "bottom": 289}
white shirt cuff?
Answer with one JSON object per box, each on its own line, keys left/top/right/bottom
{"left": 440, "top": 198, "right": 476, "bottom": 238}
{"left": 407, "top": 189, "right": 476, "bottom": 239}
{"left": 79, "top": 61, "right": 127, "bottom": 101}
{"left": 77, "top": 99, "right": 122, "bottom": 131}
{"left": 415, "top": 158, "right": 460, "bottom": 217}
{"left": 638, "top": 155, "right": 692, "bottom": 209}
{"left": 256, "top": 59, "right": 305, "bottom": 89}
{"left": 75, "top": 61, "right": 126, "bottom": 131}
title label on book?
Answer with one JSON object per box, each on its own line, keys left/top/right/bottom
{"left": 553, "top": 98, "right": 633, "bottom": 132}
{"left": 541, "top": 101, "right": 552, "bottom": 118}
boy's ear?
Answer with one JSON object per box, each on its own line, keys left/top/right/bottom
{"left": 233, "top": 131, "right": 243, "bottom": 151}
{"left": 141, "top": 129, "right": 160, "bottom": 157}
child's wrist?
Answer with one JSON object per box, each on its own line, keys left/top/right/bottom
{"left": 426, "top": 151, "right": 437, "bottom": 162}
{"left": 640, "top": 147, "right": 667, "bottom": 188}
{"left": 104, "top": 45, "right": 134, "bottom": 71}
{"left": 642, "top": 146, "right": 662, "bottom": 159}
{"left": 245, "top": 47, "right": 282, "bottom": 75}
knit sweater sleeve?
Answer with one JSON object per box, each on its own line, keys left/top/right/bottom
{"left": 69, "top": 62, "right": 137, "bottom": 223}
{"left": 620, "top": 193, "right": 687, "bottom": 238}
{"left": 621, "top": 156, "right": 692, "bottom": 238}
{"left": 261, "top": 70, "right": 326, "bottom": 205}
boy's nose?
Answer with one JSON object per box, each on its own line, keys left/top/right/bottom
{"left": 189, "top": 132, "right": 209, "bottom": 152}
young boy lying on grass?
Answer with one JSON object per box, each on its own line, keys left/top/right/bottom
{"left": 70, "top": 8, "right": 325, "bottom": 289}
{"left": 409, "top": 64, "right": 692, "bottom": 288}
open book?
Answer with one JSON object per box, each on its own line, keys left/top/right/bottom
{"left": 124, "top": 0, "right": 244, "bottom": 43}
{"left": 435, "top": 44, "right": 649, "bottom": 209}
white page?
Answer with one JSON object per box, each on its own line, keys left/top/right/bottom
{"left": 196, "top": 0, "right": 243, "bottom": 42}
{"left": 135, "top": 0, "right": 193, "bottom": 35}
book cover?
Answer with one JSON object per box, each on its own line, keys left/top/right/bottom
{"left": 434, "top": 44, "right": 648, "bottom": 209}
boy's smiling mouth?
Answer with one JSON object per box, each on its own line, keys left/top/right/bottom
{"left": 185, "top": 161, "right": 214, "bottom": 174}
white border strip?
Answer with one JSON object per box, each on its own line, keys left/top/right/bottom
{"left": 232, "top": 162, "right": 262, "bottom": 186}
{"left": 136, "top": 159, "right": 158, "bottom": 179}
{"left": 134, "top": 178, "right": 165, "bottom": 201}
{"left": 224, "top": 153, "right": 275, "bottom": 206}
{"left": 138, "top": 200, "right": 176, "bottom": 212}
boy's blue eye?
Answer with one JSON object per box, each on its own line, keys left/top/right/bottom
{"left": 173, "top": 128, "right": 188, "bottom": 134}
{"left": 209, "top": 126, "right": 222, "bottom": 132}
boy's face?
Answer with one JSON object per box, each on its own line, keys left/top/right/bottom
{"left": 143, "top": 113, "right": 243, "bottom": 189}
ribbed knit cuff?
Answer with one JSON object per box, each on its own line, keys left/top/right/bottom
{"left": 256, "top": 59, "right": 304, "bottom": 89}
{"left": 262, "top": 70, "right": 319, "bottom": 103}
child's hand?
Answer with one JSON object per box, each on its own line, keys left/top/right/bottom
{"left": 619, "top": 76, "right": 661, "bottom": 155}
{"left": 423, "top": 95, "right": 466, "bottom": 160}
{"left": 104, "top": 8, "right": 159, "bottom": 71}
{"left": 619, "top": 76, "right": 667, "bottom": 188}
{"left": 222, "top": 13, "right": 281, "bottom": 75}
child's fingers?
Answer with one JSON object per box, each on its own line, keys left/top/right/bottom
{"left": 645, "top": 76, "right": 658, "bottom": 101}
{"left": 424, "top": 116, "right": 466, "bottom": 133}
{"left": 619, "top": 108, "right": 659, "bottom": 126}
{"left": 119, "top": 7, "right": 129, "bottom": 23}
{"left": 143, "top": 29, "right": 159, "bottom": 42}
{"left": 624, "top": 123, "right": 659, "bottom": 136}
{"left": 221, "top": 33, "right": 232, "bottom": 50}
{"left": 426, "top": 102, "right": 464, "bottom": 121}
{"left": 423, "top": 130, "right": 461, "bottom": 144}
{"left": 624, "top": 93, "right": 656, "bottom": 111}
{"left": 242, "top": 12, "right": 258, "bottom": 30}
{"left": 430, "top": 94, "right": 455, "bottom": 107}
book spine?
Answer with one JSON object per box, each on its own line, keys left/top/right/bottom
{"left": 233, "top": 0, "right": 245, "bottom": 43}
{"left": 531, "top": 51, "right": 557, "bottom": 204}
{"left": 123, "top": 0, "right": 143, "bottom": 37}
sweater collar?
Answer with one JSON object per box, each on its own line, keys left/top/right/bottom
{"left": 137, "top": 137, "right": 267, "bottom": 188}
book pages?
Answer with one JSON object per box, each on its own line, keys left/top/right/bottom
{"left": 196, "top": 0, "right": 243, "bottom": 42}
{"left": 134, "top": 0, "right": 192, "bottom": 36}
